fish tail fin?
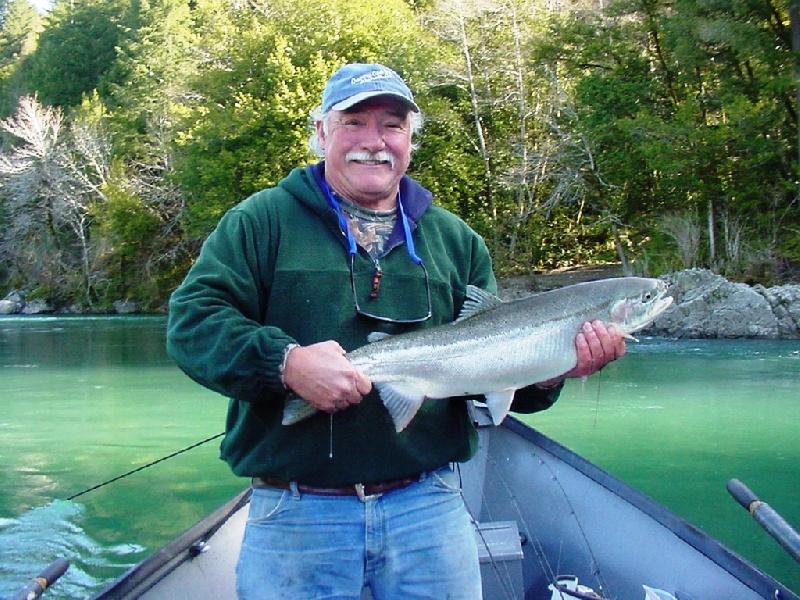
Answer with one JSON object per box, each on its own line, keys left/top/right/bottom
{"left": 282, "top": 395, "right": 319, "bottom": 426}
{"left": 375, "top": 383, "right": 425, "bottom": 432}
{"left": 482, "top": 389, "right": 516, "bottom": 425}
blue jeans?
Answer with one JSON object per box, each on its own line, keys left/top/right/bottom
{"left": 236, "top": 464, "right": 482, "bottom": 599}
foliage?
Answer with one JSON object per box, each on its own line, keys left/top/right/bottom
{"left": 22, "top": 0, "right": 137, "bottom": 108}
{"left": 173, "top": 0, "right": 438, "bottom": 237}
{"left": 542, "top": 0, "right": 798, "bottom": 274}
{"left": 0, "top": 0, "right": 39, "bottom": 115}
{"left": 0, "top": 0, "right": 797, "bottom": 310}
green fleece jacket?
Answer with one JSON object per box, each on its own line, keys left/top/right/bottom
{"left": 167, "top": 162, "right": 560, "bottom": 486}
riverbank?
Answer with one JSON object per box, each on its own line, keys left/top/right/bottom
{"left": 3, "top": 266, "right": 799, "bottom": 339}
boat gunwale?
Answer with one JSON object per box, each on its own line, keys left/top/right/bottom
{"left": 90, "top": 489, "right": 251, "bottom": 599}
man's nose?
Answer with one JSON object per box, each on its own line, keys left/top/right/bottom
{"left": 360, "top": 120, "right": 387, "bottom": 150}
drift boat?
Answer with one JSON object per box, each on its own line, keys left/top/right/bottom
{"left": 60, "top": 408, "right": 800, "bottom": 599}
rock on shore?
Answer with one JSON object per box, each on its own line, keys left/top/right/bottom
{"left": 645, "top": 269, "right": 800, "bottom": 339}
{"left": 497, "top": 267, "right": 799, "bottom": 339}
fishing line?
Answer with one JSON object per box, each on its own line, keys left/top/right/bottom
{"left": 457, "top": 464, "right": 520, "bottom": 600}
{"left": 529, "top": 450, "right": 614, "bottom": 599}
{"left": 66, "top": 432, "right": 225, "bottom": 501}
{"left": 475, "top": 450, "right": 559, "bottom": 587}
{"left": 593, "top": 370, "right": 603, "bottom": 429}
{"left": 329, "top": 414, "right": 334, "bottom": 459}
{"left": 479, "top": 441, "right": 614, "bottom": 600}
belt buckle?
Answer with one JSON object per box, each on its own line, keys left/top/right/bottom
{"left": 355, "top": 483, "right": 381, "bottom": 503}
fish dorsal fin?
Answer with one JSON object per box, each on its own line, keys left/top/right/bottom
{"left": 457, "top": 285, "right": 505, "bottom": 322}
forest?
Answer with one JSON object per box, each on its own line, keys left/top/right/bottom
{"left": 0, "top": 0, "right": 796, "bottom": 311}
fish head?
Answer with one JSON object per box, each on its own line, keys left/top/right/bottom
{"left": 609, "top": 278, "right": 674, "bottom": 336}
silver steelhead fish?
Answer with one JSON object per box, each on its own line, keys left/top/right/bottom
{"left": 283, "top": 277, "right": 673, "bottom": 432}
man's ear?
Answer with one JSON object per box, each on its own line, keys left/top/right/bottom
{"left": 315, "top": 120, "right": 327, "bottom": 152}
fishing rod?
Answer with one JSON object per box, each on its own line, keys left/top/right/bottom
{"left": 727, "top": 478, "right": 800, "bottom": 564}
{"left": 6, "top": 433, "right": 226, "bottom": 600}
{"left": 67, "top": 432, "right": 225, "bottom": 500}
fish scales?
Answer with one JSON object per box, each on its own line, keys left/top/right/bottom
{"left": 282, "top": 277, "right": 674, "bottom": 431}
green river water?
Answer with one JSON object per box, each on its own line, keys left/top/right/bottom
{"left": 0, "top": 316, "right": 798, "bottom": 598}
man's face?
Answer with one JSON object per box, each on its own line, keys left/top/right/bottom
{"left": 317, "top": 96, "right": 413, "bottom": 210}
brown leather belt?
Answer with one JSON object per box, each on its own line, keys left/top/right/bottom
{"left": 251, "top": 474, "right": 421, "bottom": 502}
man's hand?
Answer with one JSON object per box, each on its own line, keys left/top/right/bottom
{"left": 538, "top": 320, "right": 626, "bottom": 387}
{"left": 282, "top": 341, "right": 372, "bottom": 413}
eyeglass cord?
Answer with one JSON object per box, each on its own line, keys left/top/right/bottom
{"left": 318, "top": 173, "right": 423, "bottom": 266}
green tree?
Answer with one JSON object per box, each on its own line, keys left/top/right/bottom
{"left": 419, "top": 0, "right": 616, "bottom": 273}
{"left": 174, "top": 0, "right": 440, "bottom": 237}
{"left": 541, "top": 0, "right": 798, "bottom": 276}
{"left": 24, "top": 0, "right": 135, "bottom": 107}
{"left": 0, "top": 0, "right": 39, "bottom": 66}
{"left": 0, "top": 0, "right": 40, "bottom": 115}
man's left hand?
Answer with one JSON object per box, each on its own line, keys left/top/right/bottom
{"left": 538, "top": 320, "right": 626, "bottom": 387}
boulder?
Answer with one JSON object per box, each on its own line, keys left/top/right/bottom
{"left": 0, "top": 299, "right": 17, "bottom": 315}
{"left": 756, "top": 284, "right": 800, "bottom": 339}
{"left": 0, "top": 291, "right": 24, "bottom": 315}
{"left": 21, "top": 298, "right": 53, "bottom": 315}
{"left": 113, "top": 299, "right": 140, "bottom": 314}
{"left": 647, "top": 269, "right": 799, "bottom": 339}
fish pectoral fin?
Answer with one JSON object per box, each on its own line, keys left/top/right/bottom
{"left": 482, "top": 389, "right": 516, "bottom": 426}
{"left": 375, "top": 383, "right": 426, "bottom": 433}
{"left": 282, "top": 395, "right": 319, "bottom": 426}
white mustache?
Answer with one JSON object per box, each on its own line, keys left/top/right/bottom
{"left": 345, "top": 151, "right": 395, "bottom": 168}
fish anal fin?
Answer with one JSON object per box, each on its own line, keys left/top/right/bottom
{"left": 483, "top": 389, "right": 516, "bottom": 426}
{"left": 375, "top": 383, "right": 426, "bottom": 432}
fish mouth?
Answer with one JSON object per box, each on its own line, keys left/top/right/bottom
{"left": 656, "top": 281, "right": 674, "bottom": 310}
{"left": 647, "top": 282, "right": 674, "bottom": 322}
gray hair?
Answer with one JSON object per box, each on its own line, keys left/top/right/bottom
{"left": 307, "top": 106, "right": 424, "bottom": 158}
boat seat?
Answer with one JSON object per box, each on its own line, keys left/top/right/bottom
{"left": 360, "top": 520, "right": 524, "bottom": 599}
{"left": 475, "top": 520, "right": 525, "bottom": 599}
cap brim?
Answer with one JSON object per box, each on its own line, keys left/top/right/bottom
{"left": 330, "top": 90, "right": 419, "bottom": 113}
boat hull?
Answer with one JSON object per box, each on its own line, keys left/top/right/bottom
{"left": 92, "top": 411, "right": 799, "bottom": 600}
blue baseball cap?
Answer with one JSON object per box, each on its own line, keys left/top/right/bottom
{"left": 322, "top": 63, "right": 420, "bottom": 113}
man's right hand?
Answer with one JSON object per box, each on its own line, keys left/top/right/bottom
{"left": 282, "top": 341, "right": 372, "bottom": 413}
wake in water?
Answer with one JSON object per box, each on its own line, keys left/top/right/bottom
{"left": 0, "top": 500, "right": 145, "bottom": 599}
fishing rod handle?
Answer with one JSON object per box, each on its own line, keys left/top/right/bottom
{"left": 8, "top": 558, "right": 69, "bottom": 600}
{"left": 727, "top": 478, "right": 800, "bottom": 565}
{"left": 727, "top": 478, "right": 760, "bottom": 512}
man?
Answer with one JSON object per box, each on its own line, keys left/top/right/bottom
{"left": 167, "top": 63, "right": 625, "bottom": 599}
